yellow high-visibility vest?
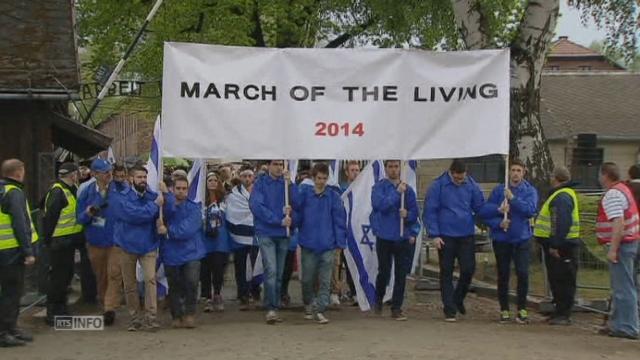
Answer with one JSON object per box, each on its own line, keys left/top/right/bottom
{"left": 0, "top": 184, "right": 39, "bottom": 250}
{"left": 45, "top": 183, "right": 83, "bottom": 237}
{"left": 533, "top": 187, "right": 580, "bottom": 239}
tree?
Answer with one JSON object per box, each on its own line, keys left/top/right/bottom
{"left": 77, "top": 0, "right": 638, "bottom": 185}
{"left": 451, "top": 0, "right": 638, "bottom": 187}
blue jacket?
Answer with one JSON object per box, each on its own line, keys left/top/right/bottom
{"left": 249, "top": 174, "right": 298, "bottom": 238}
{"left": 423, "top": 172, "right": 484, "bottom": 238}
{"left": 294, "top": 186, "right": 347, "bottom": 254}
{"left": 161, "top": 198, "right": 206, "bottom": 266}
{"left": 479, "top": 181, "right": 538, "bottom": 243}
{"left": 370, "top": 179, "right": 419, "bottom": 241}
{"left": 204, "top": 201, "right": 232, "bottom": 253}
{"left": 77, "top": 181, "right": 128, "bottom": 248}
{"left": 113, "top": 187, "right": 161, "bottom": 255}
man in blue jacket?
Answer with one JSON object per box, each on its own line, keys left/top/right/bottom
{"left": 249, "top": 160, "right": 297, "bottom": 324}
{"left": 113, "top": 165, "right": 164, "bottom": 331}
{"left": 157, "top": 176, "right": 205, "bottom": 329}
{"left": 371, "top": 160, "right": 419, "bottom": 321}
{"left": 424, "top": 159, "right": 484, "bottom": 322}
{"left": 296, "top": 163, "right": 347, "bottom": 324}
{"left": 76, "top": 159, "right": 125, "bottom": 326}
{"left": 479, "top": 159, "right": 538, "bottom": 323}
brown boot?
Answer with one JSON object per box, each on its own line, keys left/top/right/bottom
{"left": 183, "top": 315, "right": 196, "bottom": 329}
{"left": 171, "top": 318, "right": 184, "bottom": 329}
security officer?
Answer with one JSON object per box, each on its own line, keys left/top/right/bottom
{"left": 0, "top": 159, "right": 37, "bottom": 347}
{"left": 534, "top": 166, "right": 581, "bottom": 325}
{"left": 43, "top": 163, "right": 85, "bottom": 326}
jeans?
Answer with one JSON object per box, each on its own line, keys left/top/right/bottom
{"left": 609, "top": 242, "right": 639, "bottom": 336}
{"left": 301, "top": 248, "right": 334, "bottom": 313}
{"left": 121, "top": 249, "right": 157, "bottom": 322}
{"left": 258, "top": 236, "right": 290, "bottom": 310}
{"left": 165, "top": 260, "right": 201, "bottom": 319}
{"left": 200, "top": 251, "right": 228, "bottom": 298}
{"left": 233, "top": 245, "right": 261, "bottom": 300}
{"left": 438, "top": 236, "right": 476, "bottom": 316}
{"left": 0, "top": 263, "right": 24, "bottom": 334}
{"left": 542, "top": 242, "right": 578, "bottom": 317}
{"left": 375, "top": 239, "right": 414, "bottom": 311}
{"left": 493, "top": 241, "right": 530, "bottom": 311}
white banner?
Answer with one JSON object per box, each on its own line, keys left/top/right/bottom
{"left": 162, "top": 42, "right": 509, "bottom": 159}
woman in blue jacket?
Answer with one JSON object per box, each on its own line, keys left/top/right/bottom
{"left": 479, "top": 159, "right": 538, "bottom": 324}
{"left": 200, "top": 172, "right": 232, "bottom": 312}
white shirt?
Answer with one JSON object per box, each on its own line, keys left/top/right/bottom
{"left": 602, "top": 188, "right": 629, "bottom": 220}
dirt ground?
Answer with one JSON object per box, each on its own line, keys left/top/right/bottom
{"left": 5, "top": 280, "right": 640, "bottom": 360}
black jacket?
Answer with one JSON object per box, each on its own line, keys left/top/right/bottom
{"left": 0, "top": 178, "right": 35, "bottom": 265}
{"left": 43, "top": 181, "right": 83, "bottom": 248}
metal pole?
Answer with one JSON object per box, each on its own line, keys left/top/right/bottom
{"left": 83, "top": 0, "right": 165, "bottom": 124}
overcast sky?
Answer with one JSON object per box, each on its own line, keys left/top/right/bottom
{"left": 555, "top": 1, "right": 608, "bottom": 47}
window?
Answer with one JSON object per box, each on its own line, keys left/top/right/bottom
{"left": 465, "top": 155, "right": 505, "bottom": 183}
{"left": 578, "top": 65, "right": 592, "bottom": 71}
{"left": 550, "top": 65, "right": 560, "bottom": 71}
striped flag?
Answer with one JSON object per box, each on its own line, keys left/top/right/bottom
{"left": 138, "top": 114, "right": 168, "bottom": 297}
{"left": 341, "top": 160, "right": 391, "bottom": 311}
{"left": 145, "top": 115, "right": 162, "bottom": 192}
{"left": 328, "top": 160, "right": 341, "bottom": 190}
{"left": 187, "top": 159, "right": 206, "bottom": 204}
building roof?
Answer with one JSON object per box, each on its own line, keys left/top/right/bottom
{"left": 0, "top": 0, "right": 80, "bottom": 93}
{"left": 540, "top": 72, "right": 640, "bottom": 140}
{"left": 51, "top": 114, "right": 112, "bottom": 158}
{"left": 549, "top": 36, "right": 602, "bottom": 57}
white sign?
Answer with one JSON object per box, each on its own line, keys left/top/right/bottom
{"left": 161, "top": 42, "right": 510, "bottom": 160}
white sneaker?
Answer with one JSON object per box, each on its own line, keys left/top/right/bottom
{"left": 315, "top": 313, "right": 329, "bottom": 324}
{"left": 266, "top": 310, "right": 277, "bottom": 325}
{"left": 304, "top": 305, "right": 314, "bottom": 320}
{"left": 330, "top": 294, "right": 341, "bottom": 306}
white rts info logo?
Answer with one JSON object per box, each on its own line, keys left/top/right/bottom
{"left": 54, "top": 316, "right": 104, "bottom": 331}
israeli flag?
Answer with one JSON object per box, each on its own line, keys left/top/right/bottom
{"left": 145, "top": 115, "right": 162, "bottom": 193}
{"left": 187, "top": 159, "right": 206, "bottom": 204}
{"left": 328, "top": 160, "right": 341, "bottom": 190}
{"left": 341, "top": 160, "right": 390, "bottom": 311}
{"left": 288, "top": 159, "right": 298, "bottom": 182}
{"left": 107, "top": 146, "right": 116, "bottom": 164}
{"left": 138, "top": 115, "right": 168, "bottom": 296}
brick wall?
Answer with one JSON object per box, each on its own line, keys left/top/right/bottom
{"left": 0, "top": 0, "right": 79, "bottom": 90}
{"left": 96, "top": 113, "right": 155, "bottom": 161}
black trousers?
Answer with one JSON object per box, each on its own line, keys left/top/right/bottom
{"left": 200, "top": 252, "right": 229, "bottom": 298}
{"left": 542, "top": 242, "right": 578, "bottom": 317}
{"left": 341, "top": 251, "right": 356, "bottom": 297}
{"left": 47, "top": 241, "right": 76, "bottom": 315}
{"left": 375, "top": 239, "right": 414, "bottom": 311}
{"left": 0, "top": 263, "right": 25, "bottom": 334}
{"left": 166, "top": 260, "right": 200, "bottom": 319}
{"left": 233, "top": 245, "right": 261, "bottom": 300}
{"left": 281, "top": 250, "right": 296, "bottom": 297}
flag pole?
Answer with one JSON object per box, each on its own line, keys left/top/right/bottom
{"left": 284, "top": 160, "right": 290, "bottom": 237}
{"left": 83, "top": 0, "right": 164, "bottom": 125}
{"left": 400, "top": 160, "right": 405, "bottom": 236}
{"left": 502, "top": 154, "right": 509, "bottom": 231}
{"left": 158, "top": 117, "right": 164, "bottom": 224}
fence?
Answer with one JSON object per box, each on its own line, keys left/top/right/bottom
{"left": 417, "top": 193, "right": 612, "bottom": 304}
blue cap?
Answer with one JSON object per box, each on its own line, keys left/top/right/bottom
{"left": 91, "top": 158, "right": 112, "bottom": 173}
